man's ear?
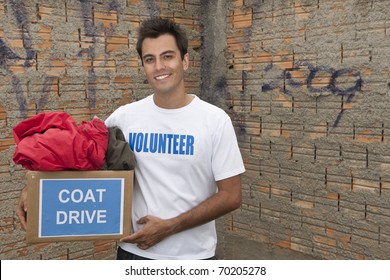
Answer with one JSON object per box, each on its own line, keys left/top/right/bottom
{"left": 183, "top": 53, "right": 189, "bottom": 71}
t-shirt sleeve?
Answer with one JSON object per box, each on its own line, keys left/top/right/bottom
{"left": 211, "top": 117, "right": 246, "bottom": 181}
{"left": 104, "top": 107, "right": 122, "bottom": 128}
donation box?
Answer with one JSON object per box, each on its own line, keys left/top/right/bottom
{"left": 26, "top": 170, "right": 133, "bottom": 243}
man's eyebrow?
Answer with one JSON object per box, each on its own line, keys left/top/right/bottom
{"left": 142, "top": 54, "right": 155, "bottom": 60}
{"left": 143, "top": 50, "right": 176, "bottom": 60}
{"left": 160, "top": 50, "right": 175, "bottom": 56}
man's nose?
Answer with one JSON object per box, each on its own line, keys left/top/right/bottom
{"left": 155, "top": 58, "right": 166, "bottom": 70}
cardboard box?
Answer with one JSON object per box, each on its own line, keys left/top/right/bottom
{"left": 26, "top": 170, "right": 133, "bottom": 243}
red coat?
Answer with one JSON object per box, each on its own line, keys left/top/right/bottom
{"left": 12, "top": 112, "right": 108, "bottom": 171}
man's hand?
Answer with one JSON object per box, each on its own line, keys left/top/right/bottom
{"left": 119, "top": 175, "right": 242, "bottom": 250}
{"left": 16, "top": 187, "right": 28, "bottom": 230}
{"left": 120, "top": 215, "right": 176, "bottom": 250}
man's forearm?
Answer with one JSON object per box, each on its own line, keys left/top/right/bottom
{"left": 169, "top": 175, "right": 242, "bottom": 235}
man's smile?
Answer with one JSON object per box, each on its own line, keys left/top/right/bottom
{"left": 154, "top": 74, "right": 171, "bottom": 80}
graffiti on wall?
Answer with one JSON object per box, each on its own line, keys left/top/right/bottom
{"left": 1, "top": 0, "right": 386, "bottom": 130}
{"left": 1, "top": 0, "right": 36, "bottom": 117}
{"left": 261, "top": 62, "right": 363, "bottom": 127}
{"left": 0, "top": 0, "right": 147, "bottom": 117}
{"left": 262, "top": 62, "right": 363, "bottom": 96}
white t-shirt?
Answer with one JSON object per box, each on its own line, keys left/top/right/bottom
{"left": 105, "top": 94, "right": 245, "bottom": 259}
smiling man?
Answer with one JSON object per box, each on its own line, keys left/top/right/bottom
{"left": 16, "top": 17, "right": 245, "bottom": 260}
{"left": 141, "top": 34, "right": 188, "bottom": 98}
{"left": 104, "top": 17, "right": 245, "bottom": 260}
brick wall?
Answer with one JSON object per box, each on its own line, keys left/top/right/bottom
{"left": 221, "top": 0, "right": 390, "bottom": 259}
{"left": 0, "top": 0, "right": 201, "bottom": 260}
{"left": 2, "top": 0, "right": 390, "bottom": 260}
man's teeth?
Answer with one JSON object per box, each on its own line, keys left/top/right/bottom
{"left": 155, "top": 74, "right": 169, "bottom": 80}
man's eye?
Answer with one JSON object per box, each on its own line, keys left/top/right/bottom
{"left": 163, "top": 55, "right": 172, "bottom": 60}
{"left": 144, "top": 58, "right": 154, "bottom": 63}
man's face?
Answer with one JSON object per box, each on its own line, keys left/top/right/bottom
{"left": 141, "top": 34, "right": 189, "bottom": 95}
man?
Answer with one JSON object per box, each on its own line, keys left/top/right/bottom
{"left": 17, "top": 17, "right": 245, "bottom": 260}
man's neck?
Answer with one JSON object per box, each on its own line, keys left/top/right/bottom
{"left": 153, "top": 92, "right": 194, "bottom": 109}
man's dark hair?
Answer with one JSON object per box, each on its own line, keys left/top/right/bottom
{"left": 136, "top": 17, "right": 188, "bottom": 60}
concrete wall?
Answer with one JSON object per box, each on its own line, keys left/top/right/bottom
{"left": 1, "top": 0, "right": 390, "bottom": 260}
{"left": 219, "top": 0, "right": 390, "bottom": 260}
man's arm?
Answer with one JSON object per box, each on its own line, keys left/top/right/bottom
{"left": 16, "top": 187, "right": 28, "bottom": 230}
{"left": 120, "top": 174, "right": 242, "bottom": 250}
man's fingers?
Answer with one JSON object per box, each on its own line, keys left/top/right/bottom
{"left": 137, "top": 216, "right": 149, "bottom": 225}
{"left": 16, "top": 209, "right": 27, "bottom": 230}
{"left": 120, "top": 233, "right": 150, "bottom": 250}
{"left": 137, "top": 243, "right": 149, "bottom": 250}
{"left": 16, "top": 187, "right": 28, "bottom": 230}
{"left": 120, "top": 231, "right": 141, "bottom": 243}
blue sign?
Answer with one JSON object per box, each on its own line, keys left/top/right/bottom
{"left": 39, "top": 178, "right": 124, "bottom": 238}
